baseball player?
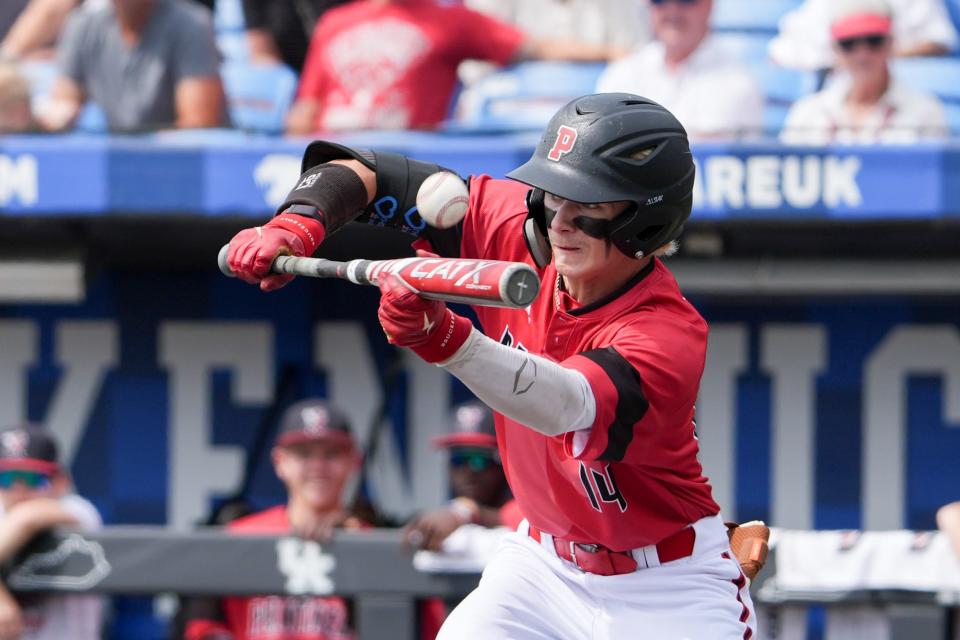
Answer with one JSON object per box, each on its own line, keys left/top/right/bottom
{"left": 182, "top": 399, "right": 366, "bottom": 640}
{"left": 226, "top": 93, "right": 757, "bottom": 638}
{"left": 403, "top": 400, "right": 521, "bottom": 551}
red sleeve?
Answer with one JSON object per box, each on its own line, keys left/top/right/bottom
{"left": 458, "top": 175, "right": 530, "bottom": 262}
{"left": 184, "top": 619, "right": 233, "bottom": 640}
{"left": 448, "top": 6, "right": 526, "bottom": 66}
{"left": 419, "top": 598, "right": 447, "bottom": 640}
{"left": 559, "top": 316, "right": 707, "bottom": 464}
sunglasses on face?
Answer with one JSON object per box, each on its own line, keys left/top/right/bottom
{"left": 0, "top": 470, "right": 52, "bottom": 490}
{"left": 837, "top": 35, "right": 888, "bottom": 52}
{"left": 450, "top": 452, "right": 499, "bottom": 472}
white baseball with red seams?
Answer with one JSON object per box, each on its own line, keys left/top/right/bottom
{"left": 416, "top": 171, "right": 470, "bottom": 229}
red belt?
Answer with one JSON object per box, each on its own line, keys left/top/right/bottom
{"left": 528, "top": 525, "right": 696, "bottom": 576}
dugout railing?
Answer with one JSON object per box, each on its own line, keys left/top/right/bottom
{"left": 3, "top": 527, "right": 478, "bottom": 640}
{"left": 5, "top": 527, "right": 960, "bottom": 640}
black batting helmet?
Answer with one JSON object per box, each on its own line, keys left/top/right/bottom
{"left": 507, "top": 93, "right": 695, "bottom": 267}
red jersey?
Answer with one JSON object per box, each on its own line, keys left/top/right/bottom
{"left": 298, "top": 0, "right": 525, "bottom": 131}
{"left": 184, "top": 506, "right": 353, "bottom": 640}
{"left": 427, "top": 176, "right": 720, "bottom": 551}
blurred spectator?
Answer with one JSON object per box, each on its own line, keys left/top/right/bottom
{"left": 938, "top": 501, "right": 960, "bottom": 558}
{"left": 0, "top": 61, "right": 36, "bottom": 132}
{"left": 770, "top": 0, "right": 958, "bottom": 71}
{"left": 780, "top": 0, "right": 947, "bottom": 145}
{"left": 286, "top": 0, "right": 622, "bottom": 134}
{"left": 182, "top": 398, "right": 366, "bottom": 640}
{"left": 463, "top": 0, "right": 649, "bottom": 58}
{"left": 38, "top": 0, "right": 227, "bottom": 132}
{"left": 0, "top": 1, "right": 31, "bottom": 47}
{"left": 0, "top": 0, "right": 81, "bottom": 62}
{"left": 402, "top": 401, "right": 518, "bottom": 552}
{"left": 596, "top": 0, "right": 764, "bottom": 140}
{"left": 455, "top": 0, "right": 648, "bottom": 118}
{"left": 0, "top": 424, "right": 103, "bottom": 640}
{"left": 241, "top": 0, "right": 351, "bottom": 72}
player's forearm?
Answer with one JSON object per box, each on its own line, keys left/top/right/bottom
{"left": 0, "top": 499, "right": 78, "bottom": 560}
{"left": 518, "top": 37, "right": 618, "bottom": 63}
{"left": 175, "top": 78, "right": 228, "bottom": 129}
{"left": 894, "top": 41, "right": 948, "bottom": 58}
{"left": 0, "top": 0, "right": 77, "bottom": 58}
{"left": 439, "top": 328, "right": 596, "bottom": 437}
{"left": 285, "top": 99, "right": 319, "bottom": 135}
{"left": 937, "top": 502, "right": 960, "bottom": 557}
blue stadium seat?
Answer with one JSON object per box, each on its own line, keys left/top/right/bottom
{"left": 221, "top": 61, "right": 299, "bottom": 134}
{"left": 714, "top": 33, "right": 816, "bottom": 135}
{"left": 890, "top": 57, "right": 960, "bottom": 134}
{"left": 75, "top": 102, "right": 108, "bottom": 133}
{"left": 19, "top": 60, "right": 108, "bottom": 132}
{"left": 713, "top": 31, "right": 772, "bottom": 62}
{"left": 891, "top": 57, "right": 960, "bottom": 99}
{"left": 711, "top": 0, "right": 802, "bottom": 34}
{"left": 754, "top": 64, "right": 816, "bottom": 134}
{"left": 18, "top": 59, "right": 58, "bottom": 112}
{"left": 214, "top": 0, "right": 245, "bottom": 33}
{"left": 947, "top": 0, "right": 960, "bottom": 35}
{"left": 217, "top": 31, "right": 249, "bottom": 62}
{"left": 214, "top": 0, "right": 248, "bottom": 61}
{"left": 452, "top": 61, "right": 606, "bottom": 132}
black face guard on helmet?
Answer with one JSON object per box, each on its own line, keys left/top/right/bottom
{"left": 507, "top": 93, "right": 696, "bottom": 268}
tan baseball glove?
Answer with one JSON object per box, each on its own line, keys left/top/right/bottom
{"left": 725, "top": 520, "right": 770, "bottom": 581}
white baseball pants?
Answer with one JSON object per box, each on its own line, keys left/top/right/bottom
{"left": 437, "top": 515, "right": 757, "bottom": 639}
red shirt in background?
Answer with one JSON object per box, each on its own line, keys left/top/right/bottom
{"left": 297, "top": 0, "right": 525, "bottom": 131}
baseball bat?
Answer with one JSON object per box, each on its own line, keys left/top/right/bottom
{"left": 217, "top": 245, "right": 540, "bottom": 308}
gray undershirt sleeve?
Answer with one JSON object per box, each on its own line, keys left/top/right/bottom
{"left": 438, "top": 327, "right": 597, "bottom": 437}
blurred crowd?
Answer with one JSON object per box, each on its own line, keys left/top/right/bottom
{"left": 0, "top": 0, "right": 957, "bottom": 142}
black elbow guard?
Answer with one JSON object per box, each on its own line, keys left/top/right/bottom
{"left": 296, "top": 140, "right": 459, "bottom": 237}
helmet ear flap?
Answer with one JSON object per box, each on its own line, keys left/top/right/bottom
{"left": 523, "top": 188, "right": 551, "bottom": 269}
{"left": 608, "top": 202, "right": 687, "bottom": 259}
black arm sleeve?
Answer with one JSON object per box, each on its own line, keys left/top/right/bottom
{"left": 294, "top": 140, "right": 466, "bottom": 255}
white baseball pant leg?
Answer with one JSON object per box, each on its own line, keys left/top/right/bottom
{"left": 437, "top": 515, "right": 757, "bottom": 640}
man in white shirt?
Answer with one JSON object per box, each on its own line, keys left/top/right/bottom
{"left": 769, "top": 0, "right": 958, "bottom": 70}
{"left": 465, "top": 0, "right": 649, "bottom": 55}
{"left": 596, "top": 0, "right": 764, "bottom": 140}
{"left": 0, "top": 425, "right": 102, "bottom": 640}
{"left": 780, "top": 0, "right": 947, "bottom": 145}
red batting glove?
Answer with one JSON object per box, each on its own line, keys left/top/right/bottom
{"left": 226, "top": 214, "right": 325, "bottom": 291}
{"left": 377, "top": 274, "right": 473, "bottom": 363}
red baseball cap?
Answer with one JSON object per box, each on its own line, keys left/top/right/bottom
{"left": 830, "top": 0, "right": 892, "bottom": 40}
{"left": 433, "top": 401, "right": 497, "bottom": 450}
{"left": 275, "top": 399, "right": 355, "bottom": 449}
{"left": 0, "top": 424, "right": 61, "bottom": 475}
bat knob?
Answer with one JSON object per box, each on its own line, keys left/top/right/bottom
{"left": 217, "top": 244, "right": 235, "bottom": 277}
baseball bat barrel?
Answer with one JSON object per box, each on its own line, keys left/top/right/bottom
{"left": 217, "top": 245, "right": 540, "bottom": 308}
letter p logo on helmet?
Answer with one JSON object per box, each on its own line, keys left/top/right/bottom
{"left": 547, "top": 125, "right": 578, "bottom": 161}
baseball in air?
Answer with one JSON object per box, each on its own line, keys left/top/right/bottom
{"left": 416, "top": 171, "right": 469, "bottom": 229}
